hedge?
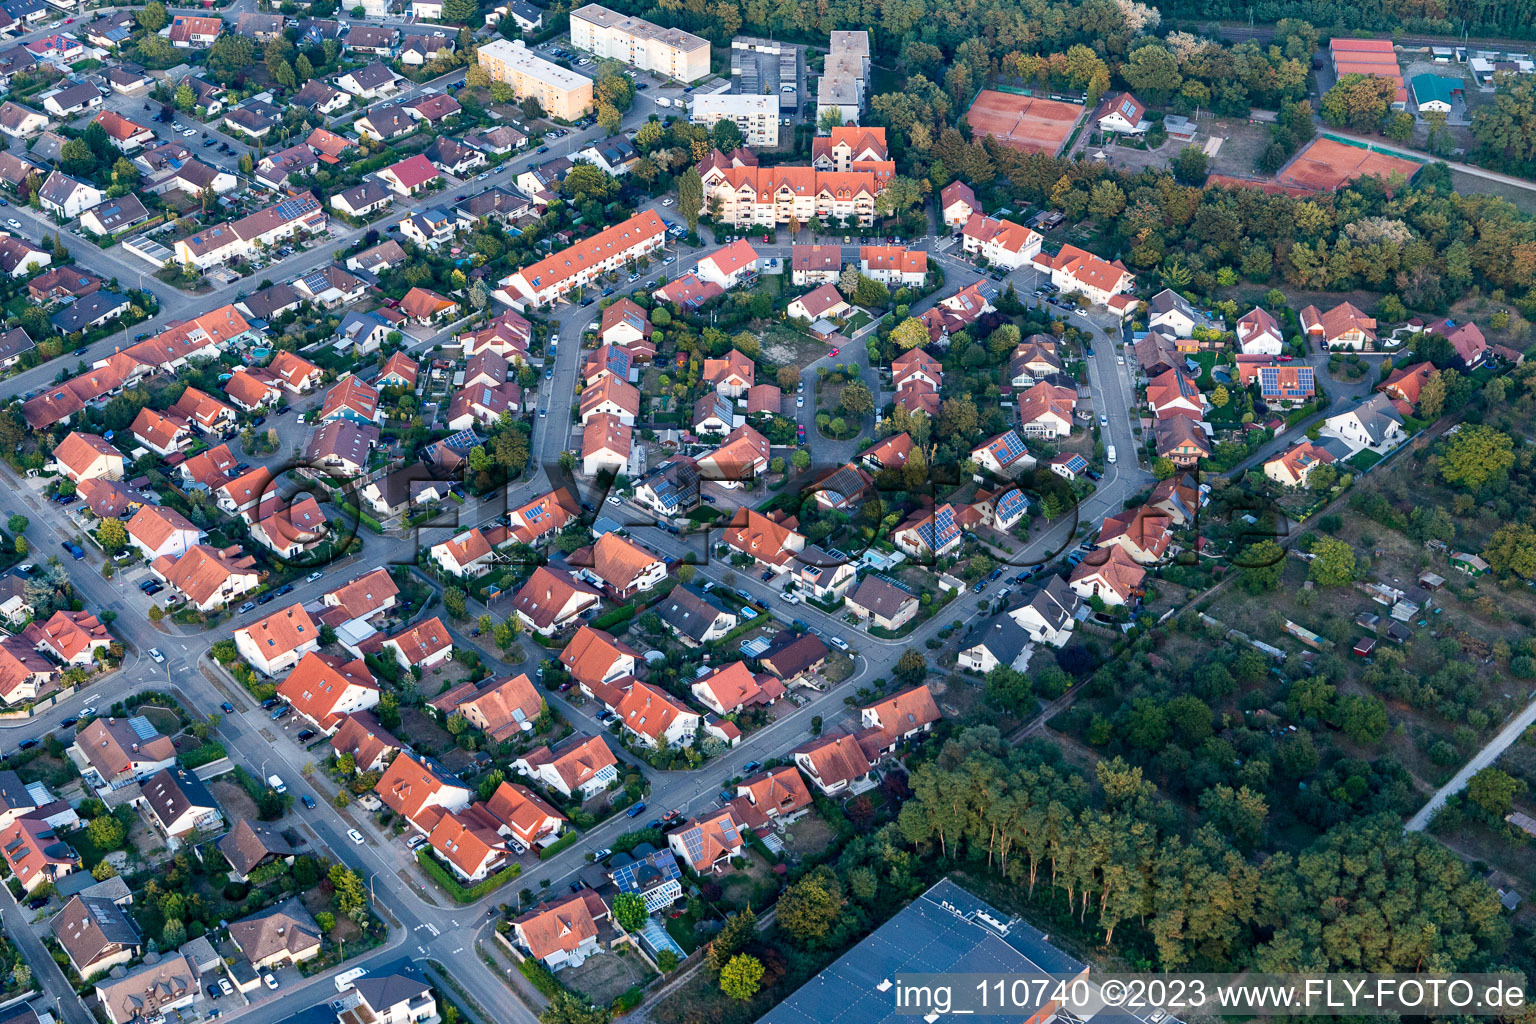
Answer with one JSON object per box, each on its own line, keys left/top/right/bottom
{"left": 177, "top": 742, "right": 227, "bottom": 769}
{"left": 415, "top": 849, "right": 521, "bottom": 903}
{"left": 591, "top": 604, "right": 637, "bottom": 631}
{"left": 535, "top": 830, "right": 581, "bottom": 860}
{"left": 517, "top": 957, "right": 564, "bottom": 998}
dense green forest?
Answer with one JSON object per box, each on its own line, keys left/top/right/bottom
{"left": 898, "top": 729, "right": 1518, "bottom": 973}
{"left": 1151, "top": 0, "right": 1535, "bottom": 43}
{"left": 645, "top": 0, "right": 1536, "bottom": 56}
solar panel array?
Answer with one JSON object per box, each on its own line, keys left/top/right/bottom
{"left": 610, "top": 849, "right": 682, "bottom": 894}
{"left": 128, "top": 715, "right": 159, "bottom": 740}
{"left": 996, "top": 489, "right": 1028, "bottom": 522}
{"left": 932, "top": 504, "right": 960, "bottom": 548}
{"left": 1259, "top": 365, "right": 1315, "bottom": 398}
{"left": 990, "top": 430, "right": 1028, "bottom": 465}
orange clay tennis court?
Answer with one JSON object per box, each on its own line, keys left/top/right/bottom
{"left": 965, "top": 89, "right": 1084, "bottom": 156}
{"left": 1274, "top": 138, "right": 1422, "bottom": 192}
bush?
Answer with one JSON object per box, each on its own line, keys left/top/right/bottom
{"left": 517, "top": 957, "right": 563, "bottom": 997}
{"left": 535, "top": 831, "right": 582, "bottom": 860}
{"left": 415, "top": 849, "right": 521, "bottom": 903}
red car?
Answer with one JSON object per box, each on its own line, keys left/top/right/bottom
{"left": 829, "top": 347, "right": 840, "bottom": 357}
{"left": 1277, "top": 354, "right": 1294, "bottom": 362}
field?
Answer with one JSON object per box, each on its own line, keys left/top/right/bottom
{"left": 1275, "top": 138, "right": 1423, "bottom": 193}
{"left": 965, "top": 90, "right": 1083, "bottom": 157}
{"left": 1449, "top": 169, "right": 1536, "bottom": 216}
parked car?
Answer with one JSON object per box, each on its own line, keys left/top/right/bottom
{"left": 239, "top": 601, "right": 256, "bottom": 612}
{"left": 263, "top": 974, "right": 279, "bottom": 990}
{"left": 743, "top": 760, "right": 762, "bottom": 773}
{"left": 296, "top": 729, "right": 316, "bottom": 742}
{"left": 300, "top": 794, "right": 316, "bottom": 809}
{"left": 626, "top": 801, "right": 646, "bottom": 818}
{"left": 348, "top": 829, "right": 365, "bottom": 845}
{"left": 220, "top": 702, "right": 235, "bottom": 714}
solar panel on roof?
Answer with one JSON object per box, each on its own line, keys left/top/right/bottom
{"left": 127, "top": 715, "right": 158, "bottom": 740}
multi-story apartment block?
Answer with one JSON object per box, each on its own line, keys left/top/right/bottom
{"left": 569, "top": 3, "right": 709, "bottom": 82}
{"left": 499, "top": 210, "right": 666, "bottom": 307}
{"left": 689, "top": 93, "right": 778, "bottom": 146}
{"left": 699, "top": 163, "right": 882, "bottom": 227}
{"left": 477, "top": 39, "right": 593, "bottom": 120}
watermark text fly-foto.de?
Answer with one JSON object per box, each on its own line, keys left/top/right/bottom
{"left": 889, "top": 974, "right": 1530, "bottom": 1016}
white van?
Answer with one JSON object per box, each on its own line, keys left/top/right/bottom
{"left": 335, "top": 968, "right": 367, "bottom": 993}
{"left": 1106, "top": 446, "right": 1117, "bottom": 464}
{"left": 267, "top": 774, "right": 287, "bottom": 794}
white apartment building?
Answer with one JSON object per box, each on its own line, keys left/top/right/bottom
{"left": 690, "top": 93, "right": 778, "bottom": 146}
{"left": 477, "top": 39, "right": 593, "bottom": 120}
{"left": 568, "top": 3, "right": 710, "bottom": 82}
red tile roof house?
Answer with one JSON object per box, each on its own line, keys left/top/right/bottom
{"left": 511, "top": 567, "right": 602, "bottom": 636}
{"left": 430, "top": 673, "right": 543, "bottom": 742}
{"left": 0, "top": 816, "right": 78, "bottom": 892}
{"left": 1299, "top": 301, "right": 1377, "bottom": 350}
{"left": 1379, "top": 360, "right": 1435, "bottom": 408}
{"left": 1144, "top": 367, "right": 1206, "bottom": 420}
{"left": 1095, "top": 505, "right": 1173, "bottom": 564}
{"left": 786, "top": 282, "right": 850, "bottom": 324}
{"left": 329, "top": 710, "right": 400, "bottom": 773}
{"left": 378, "top": 153, "right": 442, "bottom": 196}
{"left": 559, "top": 626, "right": 640, "bottom": 706}
{"left": 792, "top": 733, "right": 876, "bottom": 796}
{"left": 485, "top": 781, "right": 567, "bottom": 851}
{"left": 702, "top": 348, "right": 755, "bottom": 398}
{"left": 512, "top": 891, "right": 609, "bottom": 970}
{"left": 383, "top": 616, "right": 453, "bottom": 672}
{"left": 858, "top": 684, "right": 941, "bottom": 757}
{"left": 960, "top": 212, "right": 1042, "bottom": 270}
{"left": 50, "top": 431, "right": 124, "bottom": 483}
{"left": 665, "top": 807, "right": 745, "bottom": 873}
{"left": 425, "top": 803, "right": 510, "bottom": 882}
{"left": 277, "top": 652, "right": 380, "bottom": 734}
{"left": 690, "top": 661, "right": 785, "bottom": 716}
{"left": 233, "top": 603, "right": 320, "bottom": 676}
{"left": 513, "top": 734, "right": 620, "bottom": 800}
{"left": 1422, "top": 317, "right": 1488, "bottom": 367}
{"left": 617, "top": 681, "right": 702, "bottom": 749}
{"left": 129, "top": 406, "right": 192, "bottom": 456}
{"left": 429, "top": 528, "right": 497, "bottom": 578}
{"left": 567, "top": 532, "right": 667, "bottom": 599}
{"left": 27, "top": 610, "right": 111, "bottom": 667}
{"left": 1033, "top": 244, "right": 1134, "bottom": 308}
{"left": 939, "top": 179, "right": 977, "bottom": 230}
{"left": 728, "top": 766, "right": 812, "bottom": 832}
{"left": 374, "top": 752, "right": 472, "bottom": 833}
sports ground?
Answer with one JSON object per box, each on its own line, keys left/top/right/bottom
{"left": 965, "top": 89, "right": 1084, "bottom": 156}
{"left": 1273, "top": 137, "right": 1422, "bottom": 192}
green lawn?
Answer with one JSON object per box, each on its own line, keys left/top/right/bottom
{"left": 1347, "top": 449, "right": 1384, "bottom": 471}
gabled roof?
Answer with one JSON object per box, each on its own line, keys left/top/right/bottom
{"left": 278, "top": 651, "right": 377, "bottom": 731}
{"left": 557, "top": 625, "right": 638, "bottom": 686}
{"left": 511, "top": 568, "right": 601, "bottom": 630}
{"left": 575, "top": 532, "right": 660, "bottom": 592}
{"left": 847, "top": 576, "right": 916, "bottom": 619}
{"left": 375, "top": 752, "right": 466, "bottom": 825}
{"left": 237, "top": 603, "right": 319, "bottom": 662}
{"left": 385, "top": 616, "right": 452, "bottom": 666}
{"left": 616, "top": 680, "right": 697, "bottom": 741}
{"left": 520, "top": 734, "right": 618, "bottom": 793}
{"left": 513, "top": 891, "right": 606, "bottom": 961}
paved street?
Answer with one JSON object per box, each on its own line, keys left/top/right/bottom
{"left": 0, "top": 41, "right": 1167, "bottom": 1023}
